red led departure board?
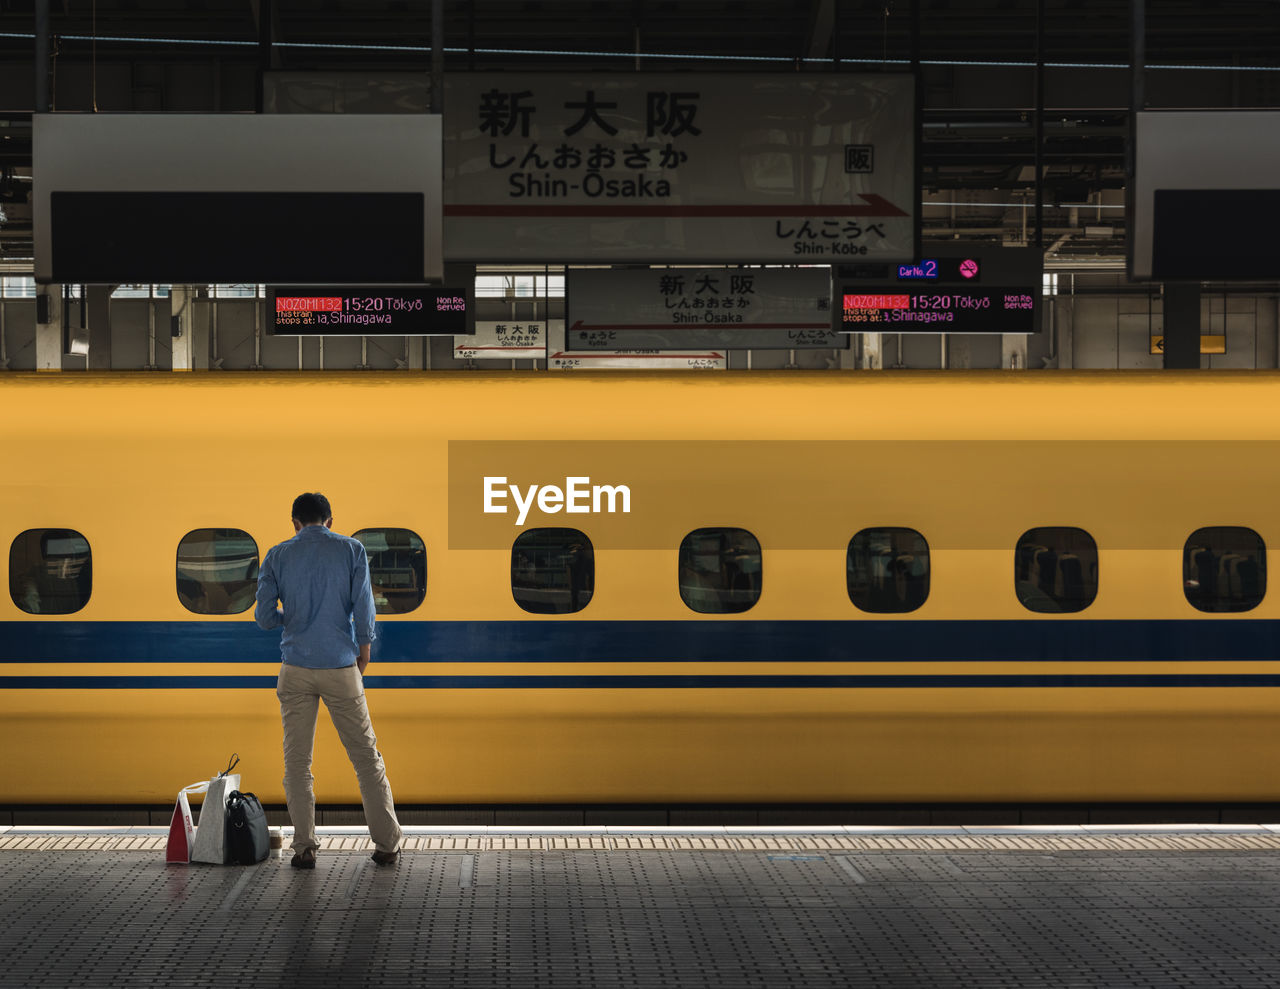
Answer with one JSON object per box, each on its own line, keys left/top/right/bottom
{"left": 836, "top": 286, "right": 1038, "bottom": 334}
{"left": 267, "top": 286, "right": 472, "bottom": 335}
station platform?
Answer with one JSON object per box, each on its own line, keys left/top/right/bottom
{"left": 3, "top": 824, "right": 1280, "bottom": 988}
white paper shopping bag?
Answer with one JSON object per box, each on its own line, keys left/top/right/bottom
{"left": 190, "top": 754, "right": 242, "bottom": 865}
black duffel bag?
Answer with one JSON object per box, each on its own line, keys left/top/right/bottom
{"left": 225, "top": 790, "right": 269, "bottom": 865}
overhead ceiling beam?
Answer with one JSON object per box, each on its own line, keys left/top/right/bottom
{"left": 248, "top": 0, "right": 283, "bottom": 71}
{"left": 808, "top": 0, "right": 835, "bottom": 62}
{"left": 249, "top": 0, "right": 282, "bottom": 113}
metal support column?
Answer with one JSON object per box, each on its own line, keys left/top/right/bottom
{"left": 430, "top": 0, "right": 443, "bottom": 114}
{"left": 65, "top": 286, "right": 88, "bottom": 357}
{"left": 1034, "top": 0, "right": 1045, "bottom": 250}
{"left": 1002, "top": 334, "right": 1028, "bottom": 370}
{"left": 144, "top": 294, "right": 161, "bottom": 370}
{"left": 249, "top": 299, "right": 264, "bottom": 370}
{"left": 910, "top": 0, "right": 921, "bottom": 255}
{"left": 254, "top": 0, "right": 273, "bottom": 113}
{"left": 170, "top": 285, "right": 210, "bottom": 371}
{"left": 85, "top": 285, "right": 113, "bottom": 370}
{"left": 1127, "top": 0, "right": 1145, "bottom": 279}
{"left": 35, "top": 0, "right": 62, "bottom": 371}
{"left": 35, "top": 286, "right": 61, "bottom": 371}
{"left": 35, "top": 0, "right": 50, "bottom": 114}
{"left": 1163, "top": 284, "right": 1201, "bottom": 369}
{"left": 170, "top": 285, "right": 191, "bottom": 370}
{"left": 422, "top": 0, "right": 449, "bottom": 368}
{"left": 405, "top": 336, "right": 425, "bottom": 369}
{"left": 1006, "top": 0, "right": 1045, "bottom": 372}
{"left": 426, "top": 0, "right": 444, "bottom": 343}
{"left": 860, "top": 333, "right": 883, "bottom": 370}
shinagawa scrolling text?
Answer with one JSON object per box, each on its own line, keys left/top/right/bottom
{"left": 842, "top": 291, "right": 1034, "bottom": 324}
{"left": 274, "top": 294, "right": 467, "bottom": 329}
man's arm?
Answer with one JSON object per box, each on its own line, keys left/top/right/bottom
{"left": 254, "top": 551, "right": 284, "bottom": 631}
{"left": 351, "top": 544, "right": 377, "bottom": 673}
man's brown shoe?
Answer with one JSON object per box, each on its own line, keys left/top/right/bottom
{"left": 370, "top": 850, "right": 399, "bottom": 866}
{"left": 290, "top": 849, "right": 316, "bottom": 869}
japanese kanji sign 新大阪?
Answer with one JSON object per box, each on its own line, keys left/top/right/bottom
{"left": 443, "top": 74, "right": 915, "bottom": 264}
{"left": 455, "top": 320, "right": 547, "bottom": 360}
{"left": 566, "top": 266, "right": 842, "bottom": 350}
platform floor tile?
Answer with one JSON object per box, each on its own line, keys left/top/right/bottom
{"left": 2, "top": 836, "right": 1280, "bottom": 988}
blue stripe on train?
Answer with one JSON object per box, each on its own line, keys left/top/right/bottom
{"left": 4, "top": 674, "right": 1280, "bottom": 689}
{"left": 2, "top": 619, "right": 1280, "bottom": 664}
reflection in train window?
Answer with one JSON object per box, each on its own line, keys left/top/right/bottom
{"left": 678, "top": 527, "right": 761, "bottom": 614}
{"left": 176, "top": 529, "right": 260, "bottom": 615}
{"left": 511, "top": 528, "right": 594, "bottom": 615}
{"left": 354, "top": 528, "right": 426, "bottom": 615}
{"left": 1015, "top": 527, "right": 1098, "bottom": 613}
{"left": 847, "top": 528, "right": 930, "bottom": 613}
{"left": 1183, "top": 526, "right": 1266, "bottom": 613}
{"left": 9, "top": 528, "right": 93, "bottom": 615}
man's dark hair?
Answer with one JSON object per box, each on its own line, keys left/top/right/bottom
{"left": 292, "top": 492, "right": 332, "bottom": 525}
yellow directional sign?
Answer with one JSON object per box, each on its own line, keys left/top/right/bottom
{"left": 1149, "top": 335, "right": 1226, "bottom": 355}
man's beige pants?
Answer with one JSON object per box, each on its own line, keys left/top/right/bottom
{"left": 276, "top": 662, "right": 403, "bottom": 856}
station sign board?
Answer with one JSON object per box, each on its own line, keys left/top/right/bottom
{"left": 549, "top": 350, "right": 726, "bottom": 371}
{"left": 834, "top": 245, "right": 1042, "bottom": 334}
{"left": 443, "top": 74, "right": 915, "bottom": 264}
{"left": 455, "top": 320, "right": 546, "bottom": 360}
{"left": 267, "top": 286, "right": 472, "bottom": 335}
{"left": 567, "top": 266, "right": 841, "bottom": 351}
{"left": 570, "top": 327, "right": 845, "bottom": 351}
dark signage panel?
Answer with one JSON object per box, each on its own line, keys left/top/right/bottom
{"left": 837, "top": 287, "right": 1038, "bottom": 334}
{"left": 267, "top": 286, "right": 473, "bottom": 336}
{"left": 836, "top": 245, "right": 1043, "bottom": 334}
{"left": 50, "top": 192, "right": 424, "bottom": 284}
{"left": 1152, "top": 190, "right": 1279, "bottom": 280}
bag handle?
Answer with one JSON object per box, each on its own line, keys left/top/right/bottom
{"left": 180, "top": 753, "right": 238, "bottom": 795}
{"left": 226, "top": 789, "right": 261, "bottom": 829}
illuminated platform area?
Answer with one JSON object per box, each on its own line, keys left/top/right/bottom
{"left": 4, "top": 825, "right": 1280, "bottom": 988}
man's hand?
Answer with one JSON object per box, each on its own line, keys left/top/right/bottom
{"left": 357, "top": 643, "right": 371, "bottom": 675}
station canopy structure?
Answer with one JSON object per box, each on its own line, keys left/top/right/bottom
{"left": 1, "top": 0, "right": 1279, "bottom": 273}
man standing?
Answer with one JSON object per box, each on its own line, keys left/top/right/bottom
{"left": 255, "top": 492, "right": 403, "bottom": 868}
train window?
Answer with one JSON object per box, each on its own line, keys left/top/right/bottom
{"left": 678, "top": 527, "right": 762, "bottom": 614}
{"left": 1014, "top": 527, "right": 1098, "bottom": 613}
{"left": 9, "top": 528, "right": 92, "bottom": 615}
{"left": 176, "top": 529, "right": 260, "bottom": 615}
{"left": 354, "top": 528, "right": 426, "bottom": 615}
{"left": 1183, "top": 527, "right": 1266, "bottom": 613}
{"left": 511, "top": 528, "right": 594, "bottom": 615}
{"left": 847, "top": 528, "right": 930, "bottom": 613}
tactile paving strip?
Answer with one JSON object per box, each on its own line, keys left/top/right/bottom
{"left": 4, "top": 832, "right": 1280, "bottom": 988}
{"left": 4, "top": 830, "right": 1280, "bottom": 853}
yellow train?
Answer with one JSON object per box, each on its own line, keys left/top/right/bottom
{"left": 2, "top": 370, "right": 1278, "bottom": 809}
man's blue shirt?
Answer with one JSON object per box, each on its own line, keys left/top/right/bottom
{"left": 255, "top": 525, "right": 377, "bottom": 669}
